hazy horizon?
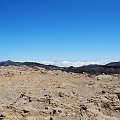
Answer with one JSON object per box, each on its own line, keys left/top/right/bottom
{"left": 0, "top": 59, "right": 113, "bottom": 67}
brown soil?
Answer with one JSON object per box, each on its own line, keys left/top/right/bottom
{"left": 0, "top": 66, "right": 120, "bottom": 120}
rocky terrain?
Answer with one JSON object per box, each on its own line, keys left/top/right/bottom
{"left": 0, "top": 65, "right": 120, "bottom": 120}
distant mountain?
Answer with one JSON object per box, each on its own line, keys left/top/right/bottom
{"left": 0, "top": 60, "right": 22, "bottom": 66}
{"left": 0, "top": 60, "right": 59, "bottom": 70}
{"left": 106, "top": 61, "right": 120, "bottom": 68}
{"left": 63, "top": 64, "right": 120, "bottom": 75}
{"left": 0, "top": 60, "right": 120, "bottom": 75}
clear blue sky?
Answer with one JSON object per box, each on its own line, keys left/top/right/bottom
{"left": 0, "top": 0, "right": 120, "bottom": 62}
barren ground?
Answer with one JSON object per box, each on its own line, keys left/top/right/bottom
{"left": 0, "top": 66, "right": 120, "bottom": 120}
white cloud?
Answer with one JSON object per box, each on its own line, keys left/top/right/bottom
{"left": 39, "top": 61, "right": 109, "bottom": 67}
{"left": 15, "top": 60, "right": 109, "bottom": 67}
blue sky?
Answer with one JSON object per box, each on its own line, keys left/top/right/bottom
{"left": 0, "top": 0, "right": 120, "bottom": 62}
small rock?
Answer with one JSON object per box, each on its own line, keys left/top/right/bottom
{"left": 0, "top": 114, "right": 5, "bottom": 119}
{"left": 58, "top": 92, "right": 64, "bottom": 97}
{"left": 102, "top": 91, "right": 106, "bottom": 94}
{"left": 53, "top": 109, "right": 57, "bottom": 116}
{"left": 50, "top": 117, "right": 53, "bottom": 120}
{"left": 116, "top": 93, "right": 120, "bottom": 100}
{"left": 80, "top": 105, "right": 87, "bottom": 111}
{"left": 22, "top": 109, "right": 30, "bottom": 114}
{"left": 45, "top": 107, "right": 48, "bottom": 110}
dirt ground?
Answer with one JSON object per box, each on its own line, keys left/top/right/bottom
{"left": 0, "top": 66, "right": 120, "bottom": 120}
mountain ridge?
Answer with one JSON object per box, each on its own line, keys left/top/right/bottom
{"left": 0, "top": 60, "right": 120, "bottom": 75}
